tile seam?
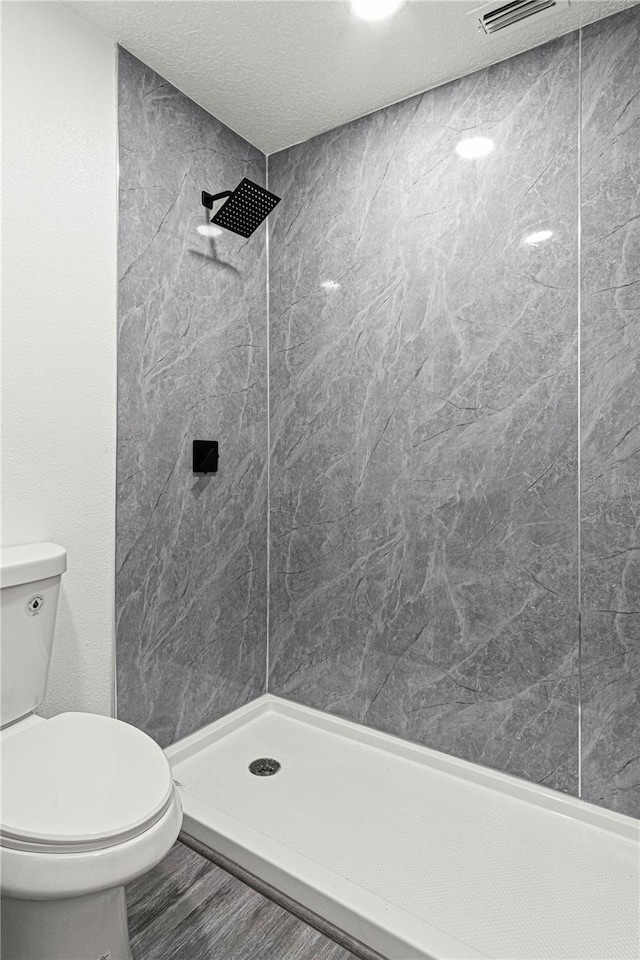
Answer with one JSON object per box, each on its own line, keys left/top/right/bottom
{"left": 577, "top": 26, "right": 583, "bottom": 801}
{"left": 265, "top": 153, "right": 271, "bottom": 694}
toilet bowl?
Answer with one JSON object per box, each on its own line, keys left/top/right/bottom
{"left": 0, "top": 543, "right": 183, "bottom": 960}
{"left": 1, "top": 715, "right": 182, "bottom": 960}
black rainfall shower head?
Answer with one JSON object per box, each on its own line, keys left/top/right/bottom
{"left": 201, "top": 179, "right": 280, "bottom": 238}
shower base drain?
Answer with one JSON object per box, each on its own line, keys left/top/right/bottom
{"left": 249, "top": 758, "right": 281, "bottom": 777}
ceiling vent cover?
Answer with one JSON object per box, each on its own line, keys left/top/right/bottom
{"left": 479, "top": 0, "right": 560, "bottom": 34}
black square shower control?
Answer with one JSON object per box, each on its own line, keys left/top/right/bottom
{"left": 193, "top": 440, "right": 219, "bottom": 474}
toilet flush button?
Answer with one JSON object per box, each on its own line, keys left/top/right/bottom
{"left": 26, "top": 594, "right": 44, "bottom": 616}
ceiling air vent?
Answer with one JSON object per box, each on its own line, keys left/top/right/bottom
{"left": 478, "top": 0, "right": 565, "bottom": 34}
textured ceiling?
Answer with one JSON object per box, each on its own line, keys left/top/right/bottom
{"left": 68, "top": 0, "right": 637, "bottom": 153}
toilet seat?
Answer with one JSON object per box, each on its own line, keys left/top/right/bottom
{"left": 1, "top": 712, "right": 174, "bottom": 853}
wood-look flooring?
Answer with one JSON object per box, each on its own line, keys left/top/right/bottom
{"left": 127, "top": 842, "right": 359, "bottom": 960}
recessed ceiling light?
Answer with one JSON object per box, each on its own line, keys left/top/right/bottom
{"left": 197, "top": 224, "right": 223, "bottom": 238}
{"left": 524, "top": 229, "right": 553, "bottom": 245}
{"left": 455, "top": 137, "right": 495, "bottom": 160}
{"left": 350, "top": 0, "right": 405, "bottom": 22}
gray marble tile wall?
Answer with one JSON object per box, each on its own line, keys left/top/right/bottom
{"left": 117, "top": 49, "right": 267, "bottom": 747}
{"left": 117, "top": 8, "right": 639, "bottom": 816}
{"left": 580, "top": 8, "right": 640, "bottom": 818}
{"left": 268, "top": 34, "right": 581, "bottom": 796}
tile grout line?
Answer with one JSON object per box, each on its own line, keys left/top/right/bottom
{"left": 265, "top": 153, "right": 271, "bottom": 694}
{"left": 577, "top": 27, "right": 583, "bottom": 801}
{"left": 113, "top": 41, "right": 120, "bottom": 721}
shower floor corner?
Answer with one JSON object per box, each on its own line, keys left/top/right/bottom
{"left": 165, "top": 695, "right": 640, "bottom": 960}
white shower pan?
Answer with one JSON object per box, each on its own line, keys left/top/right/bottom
{"left": 166, "top": 696, "right": 640, "bottom": 960}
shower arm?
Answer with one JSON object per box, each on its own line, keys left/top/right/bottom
{"left": 202, "top": 190, "right": 233, "bottom": 210}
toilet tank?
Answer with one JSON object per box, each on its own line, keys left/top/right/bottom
{"left": 0, "top": 543, "right": 67, "bottom": 727}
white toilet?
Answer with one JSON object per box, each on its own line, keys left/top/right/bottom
{"left": 0, "top": 543, "right": 182, "bottom": 960}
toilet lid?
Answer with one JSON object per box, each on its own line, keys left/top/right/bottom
{"left": 1, "top": 713, "right": 174, "bottom": 849}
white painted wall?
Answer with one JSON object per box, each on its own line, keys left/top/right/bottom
{"left": 1, "top": 2, "right": 117, "bottom": 717}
